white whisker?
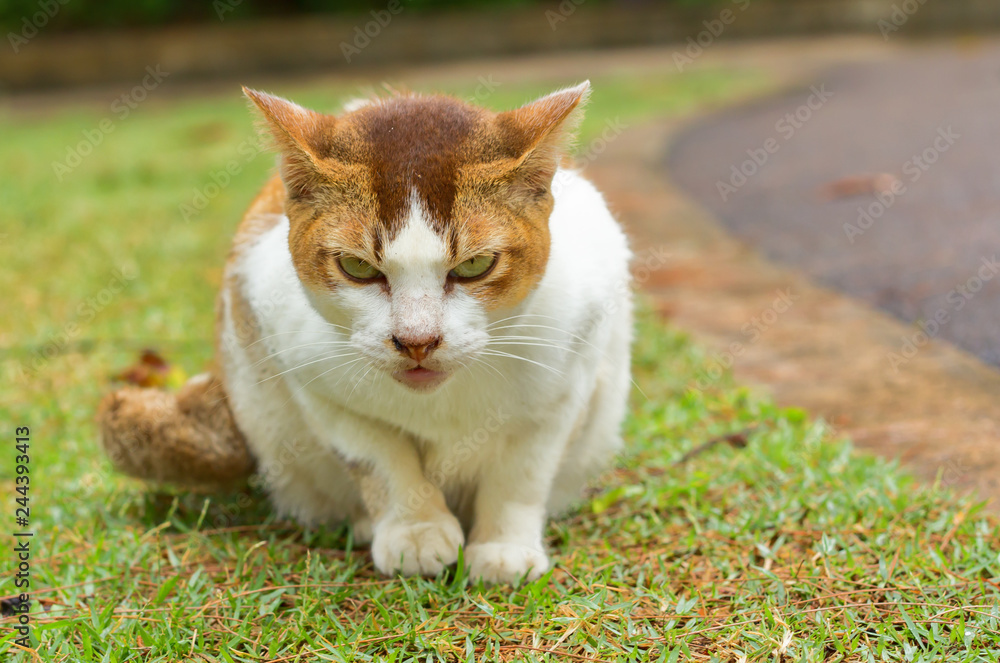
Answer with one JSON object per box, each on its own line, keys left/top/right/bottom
{"left": 346, "top": 361, "right": 378, "bottom": 405}
{"left": 488, "top": 322, "right": 588, "bottom": 341}
{"left": 253, "top": 351, "right": 359, "bottom": 386}
{"left": 280, "top": 356, "right": 367, "bottom": 409}
{"left": 469, "top": 355, "right": 511, "bottom": 387}
{"left": 489, "top": 321, "right": 648, "bottom": 401}
{"left": 486, "top": 340, "right": 584, "bottom": 357}
{"left": 240, "top": 325, "right": 350, "bottom": 350}
{"left": 478, "top": 350, "right": 564, "bottom": 377}
{"left": 248, "top": 340, "right": 355, "bottom": 368}
{"left": 485, "top": 312, "right": 568, "bottom": 330}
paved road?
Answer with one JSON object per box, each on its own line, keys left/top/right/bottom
{"left": 668, "top": 40, "right": 1000, "bottom": 366}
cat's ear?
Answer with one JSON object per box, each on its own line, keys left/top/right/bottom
{"left": 496, "top": 81, "right": 590, "bottom": 196}
{"left": 243, "top": 87, "right": 333, "bottom": 198}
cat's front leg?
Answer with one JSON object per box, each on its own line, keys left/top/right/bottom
{"left": 363, "top": 472, "right": 464, "bottom": 578}
{"left": 465, "top": 420, "right": 574, "bottom": 584}
{"left": 297, "top": 400, "right": 463, "bottom": 577}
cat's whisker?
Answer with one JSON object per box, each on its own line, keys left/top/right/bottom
{"left": 486, "top": 340, "right": 584, "bottom": 357}
{"left": 488, "top": 322, "right": 589, "bottom": 340}
{"left": 477, "top": 350, "right": 564, "bottom": 377}
{"left": 303, "top": 356, "right": 366, "bottom": 391}
{"left": 487, "top": 334, "right": 579, "bottom": 347}
{"left": 281, "top": 356, "right": 367, "bottom": 408}
{"left": 489, "top": 323, "right": 616, "bottom": 357}
{"left": 248, "top": 340, "right": 356, "bottom": 369}
{"left": 484, "top": 311, "right": 565, "bottom": 326}
{"left": 331, "top": 357, "right": 369, "bottom": 391}
{"left": 341, "top": 356, "right": 377, "bottom": 394}
{"left": 484, "top": 312, "right": 568, "bottom": 330}
{"left": 484, "top": 313, "right": 542, "bottom": 329}
{"left": 346, "top": 360, "right": 379, "bottom": 405}
{"left": 253, "top": 351, "right": 359, "bottom": 386}
{"left": 292, "top": 356, "right": 364, "bottom": 396}
{"left": 468, "top": 355, "right": 511, "bottom": 387}
{"left": 489, "top": 322, "right": 648, "bottom": 401}
{"left": 240, "top": 327, "right": 350, "bottom": 350}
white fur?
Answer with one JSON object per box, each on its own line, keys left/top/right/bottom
{"left": 219, "top": 169, "right": 633, "bottom": 583}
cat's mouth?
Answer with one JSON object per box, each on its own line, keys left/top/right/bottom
{"left": 392, "top": 366, "right": 451, "bottom": 392}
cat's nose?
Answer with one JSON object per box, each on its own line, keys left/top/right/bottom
{"left": 391, "top": 334, "right": 442, "bottom": 363}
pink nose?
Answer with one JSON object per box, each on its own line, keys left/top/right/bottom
{"left": 391, "top": 335, "right": 441, "bottom": 362}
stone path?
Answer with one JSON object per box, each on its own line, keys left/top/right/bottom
{"left": 586, "top": 38, "right": 1000, "bottom": 508}
{"left": 669, "top": 39, "right": 1000, "bottom": 367}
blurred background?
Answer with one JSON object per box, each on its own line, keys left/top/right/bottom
{"left": 3, "top": 0, "right": 1000, "bottom": 91}
{"left": 3, "top": 0, "right": 1000, "bottom": 497}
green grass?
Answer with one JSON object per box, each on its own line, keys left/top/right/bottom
{"left": 2, "top": 66, "right": 999, "bottom": 661}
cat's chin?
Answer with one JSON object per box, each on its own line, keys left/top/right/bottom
{"left": 391, "top": 366, "right": 452, "bottom": 392}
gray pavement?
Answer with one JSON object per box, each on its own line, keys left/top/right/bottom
{"left": 668, "top": 40, "right": 1000, "bottom": 366}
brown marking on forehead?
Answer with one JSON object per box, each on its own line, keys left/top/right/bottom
{"left": 353, "top": 96, "right": 485, "bottom": 237}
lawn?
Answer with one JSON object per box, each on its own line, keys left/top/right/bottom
{"left": 2, "top": 64, "right": 999, "bottom": 662}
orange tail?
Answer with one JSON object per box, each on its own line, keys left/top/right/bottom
{"left": 97, "top": 372, "right": 255, "bottom": 488}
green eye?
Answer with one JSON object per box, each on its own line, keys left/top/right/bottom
{"left": 338, "top": 256, "right": 382, "bottom": 281}
{"left": 450, "top": 254, "right": 497, "bottom": 280}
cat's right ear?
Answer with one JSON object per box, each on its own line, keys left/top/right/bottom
{"left": 243, "top": 87, "right": 333, "bottom": 198}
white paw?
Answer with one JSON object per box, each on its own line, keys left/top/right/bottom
{"left": 371, "top": 514, "right": 464, "bottom": 577}
{"left": 465, "top": 542, "right": 550, "bottom": 584}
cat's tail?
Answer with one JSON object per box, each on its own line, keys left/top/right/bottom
{"left": 96, "top": 372, "right": 255, "bottom": 488}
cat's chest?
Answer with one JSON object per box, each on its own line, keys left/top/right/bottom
{"left": 324, "top": 366, "right": 532, "bottom": 447}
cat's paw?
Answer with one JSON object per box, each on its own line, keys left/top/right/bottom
{"left": 464, "top": 542, "right": 550, "bottom": 584}
{"left": 371, "top": 514, "right": 464, "bottom": 577}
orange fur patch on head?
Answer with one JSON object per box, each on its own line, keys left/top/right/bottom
{"left": 243, "top": 82, "right": 590, "bottom": 308}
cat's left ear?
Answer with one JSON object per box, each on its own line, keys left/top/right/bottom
{"left": 242, "top": 87, "right": 334, "bottom": 198}
{"left": 496, "top": 81, "right": 590, "bottom": 194}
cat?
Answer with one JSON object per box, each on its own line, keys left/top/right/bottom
{"left": 98, "top": 81, "right": 634, "bottom": 584}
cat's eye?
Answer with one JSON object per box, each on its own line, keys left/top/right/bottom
{"left": 450, "top": 254, "right": 497, "bottom": 280}
{"left": 338, "top": 256, "right": 382, "bottom": 281}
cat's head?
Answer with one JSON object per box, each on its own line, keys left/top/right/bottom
{"left": 244, "top": 82, "right": 589, "bottom": 391}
